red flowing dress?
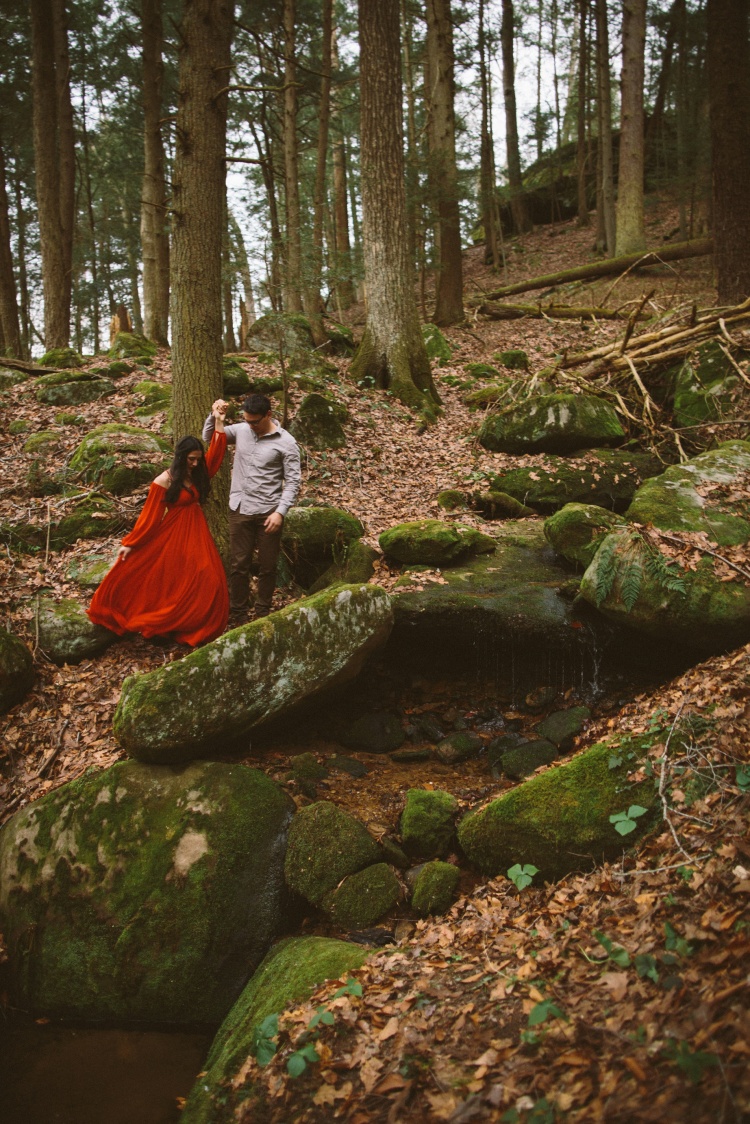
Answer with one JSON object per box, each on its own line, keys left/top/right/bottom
{"left": 87, "top": 431, "right": 229, "bottom": 646}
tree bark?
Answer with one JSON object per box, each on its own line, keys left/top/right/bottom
{"left": 304, "top": 0, "right": 333, "bottom": 342}
{"left": 141, "top": 0, "right": 170, "bottom": 346}
{"left": 13, "top": 174, "right": 31, "bottom": 359}
{"left": 479, "top": 0, "right": 500, "bottom": 266}
{"left": 576, "top": 0, "right": 590, "bottom": 226}
{"left": 615, "top": 0, "right": 646, "bottom": 255}
{"left": 229, "top": 210, "right": 256, "bottom": 330}
{"left": 707, "top": 0, "right": 750, "bottom": 302}
{"left": 282, "top": 0, "right": 303, "bottom": 313}
{"left": 0, "top": 139, "right": 22, "bottom": 357}
{"left": 30, "top": 0, "right": 73, "bottom": 348}
{"left": 425, "top": 0, "right": 464, "bottom": 326}
{"left": 595, "top": 0, "right": 616, "bottom": 253}
{"left": 351, "top": 0, "right": 438, "bottom": 413}
{"left": 171, "top": 0, "right": 233, "bottom": 551}
{"left": 500, "top": 0, "right": 531, "bottom": 234}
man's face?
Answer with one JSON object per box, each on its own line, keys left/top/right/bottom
{"left": 243, "top": 410, "right": 273, "bottom": 434}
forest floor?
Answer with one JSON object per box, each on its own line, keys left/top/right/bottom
{"left": 1, "top": 199, "right": 748, "bottom": 1121}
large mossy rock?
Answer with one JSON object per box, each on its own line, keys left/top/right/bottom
{"left": 400, "top": 788, "right": 458, "bottom": 858}
{"left": 40, "top": 347, "right": 83, "bottom": 368}
{"left": 23, "top": 430, "right": 61, "bottom": 453}
{"left": 113, "top": 583, "right": 393, "bottom": 763}
{"left": 108, "top": 331, "right": 157, "bottom": 361}
{"left": 321, "top": 862, "right": 401, "bottom": 927}
{"left": 0, "top": 629, "right": 34, "bottom": 713}
{"left": 281, "top": 504, "right": 364, "bottom": 587}
{"left": 247, "top": 313, "right": 315, "bottom": 358}
{"left": 288, "top": 392, "right": 347, "bottom": 450}
{"left": 672, "top": 340, "right": 741, "bottom": 427}
{"left": 134, "top": 379, "right": 172, "bottom": 416}
{"left": 64, "top": 552, "right": 113, "bottom": 588}
{"left": 307, "top": 539, "right": 379, "bottom": 593}
{"left": 68, "top": 424, "right": 171, "bottom": 494}
{"left": 457, "top": 733, "right": 660, "bottom": 880}
{"left": 422, "top": 324, "right": 452, "bottom": 364}
{"left": 379, "top": 519, "right": 496, "bottom": 566}
{"left": 0, "top": 760, "right": 294, "bottom": 1024}
{"left": 0, "top": 367, "right": 30, "bottom": 388}
{"left": 411, "top": 861, "right": 461, "bottom": 917}
{"left": 52, "top": 494, "right": 122, "bottom": 548}
{"left": 222, "top": 358, "right": 251, "bottom": 397}
{"left": 34, "top": 371, "right": 117, "bottom": 406}
{"left": 488, "top": 449, "right": 663, "bottom": 514}
{"left": 182, "top": 937, "right": 368, "bottom": 1124}
{"left": 37, "top": 598, "right": 116, "bottom": 665}
{"left": 479, "top": 393, "right": 625, "bottom": 454}
{"left": 544, "top": 503, "right": 626, "bottom": 567}
{"left": 284, "top": 801, "right": 381, "bottom": 905}
{"left": 579, "top": 442, "right": 750, "bottom": 653}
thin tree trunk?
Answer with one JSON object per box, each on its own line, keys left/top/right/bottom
{"left": 80, "top": 75, "right": 101, "bottom": 354}
{"left": 305, "top": 0, "right": 333, "bottom": 341}
{"left": 351, "top": 0, "right": 438, "bottom": 413}
{"left": 576, "top": 0, "right": 590, "bottom": 225}
{"left": 222, "top": 186, "right": 236, "bottom": 351}
{"left": 282, "top": 0, "right": 303, "bottom": 313}
{"left": 331, "top": 116, "right": 354, "bottom": 308}
{"left": 229, "top": 210, "right": 256, "bottom": 329}
{"left": 707, "top": 0, "right": 750, "bottom": 302}
{"left": 171, "top": 0, "right": 233, "bottom": 552}
{"left": 14, "top": 174, "right": 31, "bottom": 358}
{"left": 141, "top": 0, "right": 170, "bottom": 345}
{"left": 479, "top": 0, "right": 499, "bottom": 267}
{"left": 249, "top": 117, "right": 283, "bottom": 311}
{"left": 595, "top": 0, "right": 616, "bottom": 253}
{"left": 425, "top": 0, "right": 463, "bottom": 325}
{"left": 401, "top": 1, "right": 419, "bottom": 280}
{"left": 615, "top": 0, "right": 646, "bottom": 255}
{"left": 0, "top": 139, "right": 22, "bottom": 357}
{"left": 52, "top": 0, "right": 75, "bottom": 328}
{"left": 501, "top": 0, "right": 531, "bottom": 234}
{"left": 675, "top": 0, "right": 688, "bottom": 239}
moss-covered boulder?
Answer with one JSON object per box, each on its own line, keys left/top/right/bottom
{"left": 437, "top": 489, "right": 467, "bottom": 511}
{"left": 672, "top": 340, "right": 741, "bottom": 427}
{"left": 435, "top": 731, "right": 483, "bottom": 764}
{"left": 326, "top": 321, "right": 355, "bottom": 356}
{"left": 113, "top": 583, "right": 393, "bottom": 762}
{"left": 0, "top": 367, "right": 30, "bottom": 388}
{"left": 463, "top": 381, "right": 515, "bottom": 409}
{"left": 247, "top": 313, "right": 315, "bottom": 358}
{"left": 0, "top": 760, "right": 294, "bottom": 1024}
{"left": 544, "top": 503, "right": 626, "bottom": 567}
{"left": 108, "top": 332, "right": 157, "bottom": 361}
{"left": 181, "top": 936, "right": 368, "bottom": 1124}
{"left": 37, "top": 598, "right": 116, "bottom": 665}
{"left": 463, "top": 362, "right": 502, "bottom": 380}
{"left": 282, "top": 504, "right": 364, "bottom": 587}
{"left": 535, "top": 706, "right": 591, "bottom": 750}
{"left": 400, "top": 789, "right": 458, "bottom": 858}
{"left": 68, "top": 424, "right": 171, "bottom": 494}
{"left": 479, "top": 394, "right": 625, "bottom": 454}
{"left": 499, "top": 738, "right": 557, "bottom": 780}
{"left": 473, "top": 490, "right": 536, "bottom": 519}
{"left": 422, "top": 324, "right": 452, "bottom": 364}
{"left": 40, "top": 347, "right": 83, "bottom": 368}
{"left": 379, "top": 519, "right": 496, "bottom": 566}
{"left": 289, "top": 392, "right": 347, "bottom": 450}
{"left": 337, "top": 710, "right": 404, "bottom": 754}
{"left": 458, "top": 733, "right": 661, "bottom": 880}
{"left": 322, "top": 863, "right": 401, "bottom": 928}
{"left": 34, "top": 370, "right": 117, "bottom": 406}
{"left": 411, "top": 861, "right": 460, "bottom": 917}
{"left": 284, "top": 801, "right": 381, "bottom": 905}
{"left": 495, "top": 348, "right": 529, "bottom": 370}
{"left": 64, "top": 553, "right": 113, "bottom": 588}
{"left": 134, "top": 379, "right": 172, "bottom": 416}
{"left": 0, "top": 629, "right": 34, "bottom": 714}
{"left": 488, "top": 449, "right": 663, "bottom": 513}
{"left": 54, "top": 411, "right": 84, "bottom": 426}
{"left": 9, "top": 418, "right": 29, "bottom": 434}
{"left": 222, "top": 358, "right": 251, "bottom": 397}
{"left": 51, "top": 494, "right": 122, "bottom": 548}
{"left": 307, "top": 539, "right": 379, "bottom": 593}
{"left": 23, "top": 430, "right": 61, "bottom": 453}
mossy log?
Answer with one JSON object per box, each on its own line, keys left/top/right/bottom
{"left": 479, "top": 301, "right": 650, "bottom": 321}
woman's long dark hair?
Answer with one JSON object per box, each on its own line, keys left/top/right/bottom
{"left": 165, "top": 436, "right": 210, "bottom": 505}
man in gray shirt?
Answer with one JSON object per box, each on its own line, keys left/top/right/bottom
{"left": 203, "top": 393, "right": 301, "bottom": 619}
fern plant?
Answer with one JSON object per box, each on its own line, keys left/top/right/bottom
{"left": 592, "top": 529, "right": 686, "bottom": 612}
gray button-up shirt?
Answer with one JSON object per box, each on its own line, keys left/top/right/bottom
{"left": 202, "top": 414, "right": 301, "bottom": 516}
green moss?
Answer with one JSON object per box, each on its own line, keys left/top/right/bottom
{"left": 9, "top": 419, "right": 29, "bottom": 435}
{"left": 37, "top": 597, "right": 116, "bottom": 665}
{"left": 544, "top": 503, "right": 626, "bottom": 567}
{"left": 463, "top": 382, "right": 514, "bottom": 409}
{"left": 411, "top": 861, "right": 460, "bottom": 917}
{"left": 0, "top": 629, "right": 34, "bottom": 713}
{"left": 672, "top": 340, "right": 740, "bottom": 427}
{"left": 51, "top": 494, "right": 122, "bottom": 548}
{"left": 495, "top": 348, "right": 529, "bottom": 370}
{"left": 134, "top": 379, "right": 172, "bottom": 407}
{"left": 41, "top": 347, "right": 83, "bottom": 368}
{"left": 489, "top": 450, "right": 662, "bottom": 513}
{"left": 463, "top": 363, "right": 502, "bottom": 380}
{"left": 474, "top": 491, "right": 536, "bottom": 519}
{"left": 379, "top": 519, "right": 495, "bottom": 566}
{"left": 0, "top": 368, "right": 30, "bottom": 389}
{"left": 65, "top": 553, "right": 113, "bottom": 588}
{"left": 480, "top": 393, "right": 625, "bottom": 455}
{"left": 535, "top": 706, "right": 591, "bottom": 749}
{"left": 23, "top": 431, "right": 60, "bottom": 453}
{"left": 248, "top": 313, "right": 315, "bottom": 358}
{"left": 437, "top": 489, "right": 467, "bottom": 511}
{"left": 222, "top": 359, "right": 251, "bottom": 397}
{"left": 0, "top": 760, "right": 294, "bottom": 1024}
{"left": 499, "top": 738, "right": 557, "bottom": 779}
{"left": 35, "top": 374, "right": 116, "bottom": 406}
{"left": 307, "top": 539, "right": 380, "bottom": 593}
{"left": 282, "top": 505, "right": 364, "bottom": 587}
{"left": 422, "top": 324, "right": 452, "bottom": 365}
{"left": 400, "top": 789, "right": 458, "bottom": 858}
{"left": 284, "top": 801, "right": 381, "bottom": 905}
{"left": 54, "top": 412, "right": 84, "bottom": 426}
{"left": 108, "top": 332, "right": 158, "bottom": 361}
{"left": 457, "top": 734, "right": 662, "bottom": 880}
{"left": 321, "top": 863, "right": 401, "bottom": 927}
{"left": 182, "top": 937, "right": 367, "bottom": 1124}
{"left": 68, "top": 424, "right": 171, "bottom": 494}
{"left": 325, "top": 322, "right": 355, "bottom": 356}
{"left": 289, "top": 392, "right": 347, "bottom": 450}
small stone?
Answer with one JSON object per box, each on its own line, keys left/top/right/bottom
{"left": 321, "top": 863, "right": 401, "bottom": 928}
{"left": 327, "top": 755, "right": 369, "bottom": 778}
{"left": 0, "top": 629, "right": 34, "bottom": 714}
{"left": 535, "top": 706, "right": 591, "bottom": 751}
{"left": 524, "top": 686, "right": 557, "bottom": 713}
{"left": 284, "top": 801, "right": 381, "bottom": 906}
{"left": 500, "top": 738, "right": 557, "bottom": 780}
{"left": 488, "top": 733, "right": 526, "bottom": 777}
{"left": 495, "top": 348, "right": 529, "bottom": 370}
{"left": 338, "top": 711, "right": 405, "bottom": 755}
{"left": 390, "top": 746, "right": 433, "bottom": 763}
{"left": 37, "top": 598, "right": 116, "bottom": 666}
{"left": 379, "top": 837, "right": 410, "bottom": 869}
{"left": 437, "top": 489, "right": 466, "bottom": 511}
{"left": 8, "top": 419, "right": 29, "bottom": 435}
{"left": 411, "top": 861, "right": 461, "bottom": 917}
{"left": 413, "top": 712, "right": 445, "bottom": 742}
{"left": 400, "top": 788, "right": 458, "bottom": 858}
{"left": 435, "top": 731, "right": 482, "bottom": 765}
{"left": 288, "top": 752, "right": 329, "bottom": 783}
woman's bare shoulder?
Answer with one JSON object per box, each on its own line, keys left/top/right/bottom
{"left": 153, "top": 471, "right": 171, "bottom": 489}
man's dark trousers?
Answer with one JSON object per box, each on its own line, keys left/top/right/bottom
{"left": 229, "top": 508, "right": 282, "bottom": 613}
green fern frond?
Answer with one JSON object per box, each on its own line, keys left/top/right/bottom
{"left": 644, "top": 546, "right": 687, "bottom": 597}
{"left": 592, "top": 532, "right": 623, "bottom": 607}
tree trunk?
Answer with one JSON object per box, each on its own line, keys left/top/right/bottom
{"left": 80, "top": 74, "right": 101, "bottom": 355}
{"left": 30, "top": 0, "right": 72, "bottom": 348}
{"left": 615, "top": 0, "right": 646, "bottom": 255}
{"left": 52, "top": 0, "right": 75, "bottom": 329}
{"left": 707, "top": 0, "right": 750, "bottom": 302}
{"left": 479, "top": 0, "right": 499, "bottom": 267}
{"left": 400, "top": 1, "right": 419, "bottom": 281}
{"left": 141, "top": 0, "right": 170, "bottom": 346}
{"left": 351, "top": 0, "right": 438, "bottom": 414}
{"left": 171, "top": 0, "right": 233, "bottom": 552}
{"left": 229, "top": 211, "right": 256, "bottom": 330}
{"left": 0, "top": 139, "right": 22, "bottom": 357}
{"left": 425, "top": 0, "right": 464, "bottom": 326}
{"left": 304, "top": 0, "right": 333, "bottom": 342}
{"left": 282, "top": 0, "right": 303, "bottom": 313}
{"left": 500, "top": 0, "right": 531, "bottom": 234}
{"left": 13, "top": 174, "right": 31, "bottom": 359}
{"left": 595, "top": 0, "right": 616, "bottom": 253}
{"left": 576, "top": 0, "right": 590, "bottom": 225}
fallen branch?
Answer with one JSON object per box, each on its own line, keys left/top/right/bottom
{"left": 35, "top": 719, "right": 70, "bottom": 779}
{"left": 654, "top": 530, "right": 750, "bottom": 583}
{"left": 0, "top": 355, "right": 58, "bottom": 374}
{"left": 477, "top": 301, "right": 648, "bottom": 322}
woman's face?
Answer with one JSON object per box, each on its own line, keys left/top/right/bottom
{"left": 186, "top": 450, "right": 203, "bottom": 473}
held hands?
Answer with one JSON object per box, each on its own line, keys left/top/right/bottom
{"left": 212, "top": 399, "right": 228, "bottom": 431}
{"left": 264, "top": 512, "right": 283, "bottom": 534}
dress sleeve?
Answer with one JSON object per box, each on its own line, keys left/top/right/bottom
{"left": 121, "top": 484, "right": 168, "bottom": 549}
{"left": 205, "top": 429, "right": 227, "bottom": 479}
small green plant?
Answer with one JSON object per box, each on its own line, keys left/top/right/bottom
{"left": 507, "top": 863, "right": 539, "bottom": 890}
{"left": 609, "top": 804, "right": 648, "bottom": 836}
{"left": 608, "top": 753, "right": 623, "bottom": 769}
{"left": 592, "top": 530, "right": 685, "bottom": 611}
{"left": 663, "top": 1039, "right": 719, "bottom": 1084}
{"left": 593, "top": 930, "right": 631, "bottom": 968}
{"left": 252, "top": 1013, "right": 279, "bottom": 1067}
{"left": 332, "top": 978, "right": 363, "bottom": 999}
{"left": 528, "top": 999, "right": 566, "bottom": 1026}
{"left": 736, "top": 764, "right": 750, "bottom": 792}
{"left": 287, "top": 1042, "right": 320, "bottom": 1078}
{"left": 634, "top": 953, "right": 659, "bottom": 983}
{"left": 664, "top": 921, "right": 693, "bottom": 958}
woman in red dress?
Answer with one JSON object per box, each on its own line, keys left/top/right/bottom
{"left": 87, "top": 404, "right": 229, "bottom": 646}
